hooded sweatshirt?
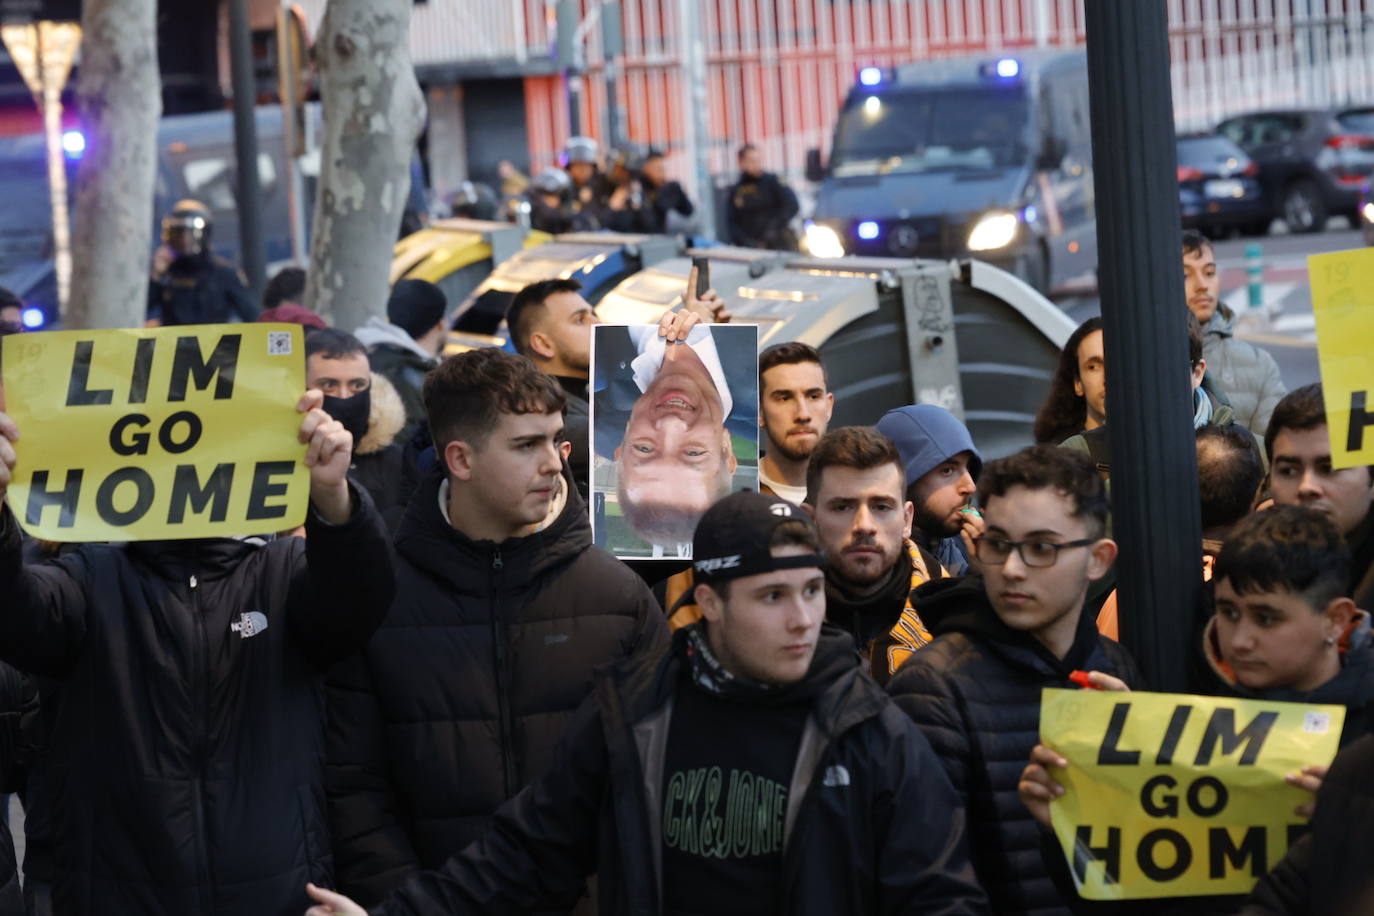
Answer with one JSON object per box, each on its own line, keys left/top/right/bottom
{"left": 354, "top": 316, "right": 438, "bottom": 432}
{"left": 875, "top": 405, "right": 983, "bottom": 575}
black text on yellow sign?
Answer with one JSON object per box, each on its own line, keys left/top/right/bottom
{"left": 1040, "top": 689, "right": 1343, "bottom": 899}
{"left": 1308, "top": 247, "right": 1374, "bottom": 469}
{"left": 1, "top": 324, "right": 309, "bottom": 541}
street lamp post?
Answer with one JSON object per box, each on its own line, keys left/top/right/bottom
{"left": 1, "top": 19, "right": 81, "bottom": 312}
{"left": 1084, "top": 0, "right": 1201, "bottom": 691}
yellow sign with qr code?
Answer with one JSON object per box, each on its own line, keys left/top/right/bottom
{"left": 2, "top": 323, "right": 308, "bottom": 541}
{"left": 1040, "top": 688, "right": 1344, "bottom": 899}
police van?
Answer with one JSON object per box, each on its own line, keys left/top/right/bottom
{"left": 803, "top": 50, "right": 1095, "bottom": 294}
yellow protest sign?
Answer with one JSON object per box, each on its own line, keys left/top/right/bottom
{"left": 1040, "top": 688, "right": 1344, "bottom": 900}
{"left": 1308, "top": 247, "right": 1374, "bottom": 469}
{"left": 1, "top": 324, "right": 308, "bottom": 541}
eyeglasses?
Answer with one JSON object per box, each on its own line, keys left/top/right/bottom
{"left": 972, "top": 536, "right": 1098, "bottom": 568}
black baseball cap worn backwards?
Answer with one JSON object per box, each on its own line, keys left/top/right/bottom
{"left": 692, "top": 491, "right": 824, "bottom": 585}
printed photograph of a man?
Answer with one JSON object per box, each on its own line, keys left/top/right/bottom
{"left": 591, "top": 283, "right": 758, "bottom": 558}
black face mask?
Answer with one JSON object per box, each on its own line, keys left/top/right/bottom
{"left": 322, "top": 389, "right": 371, "bottom": 446}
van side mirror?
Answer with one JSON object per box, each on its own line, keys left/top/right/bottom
{"left": 1037, "top": 137, "right": 1066, "bottom": 171}
{"left": 805, "top": 148, "right": 826, "bottom": 183}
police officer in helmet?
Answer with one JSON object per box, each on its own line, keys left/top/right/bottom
{"left": 147, "top": 199, "right": 258, "bottom": 326}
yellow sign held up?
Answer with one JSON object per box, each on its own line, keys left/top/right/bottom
{"left": 1, "top": 324, "right": 308, "bottom": 541}
{"left": 1040, "top": 688, "right": 1344, "bottom": 900}
{"left": 1308, "top": 247, "right": 1374, "bottom": 470}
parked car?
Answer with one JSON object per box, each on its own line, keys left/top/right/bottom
{"left": 1216, "top": 107, "right": 1374, "bottom": 233}
{"left": 1176, "top": 133, "right": 1267, "bottom": 237}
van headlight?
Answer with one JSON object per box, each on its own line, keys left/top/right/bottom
{"left": 967, "top": 211, "right": 1020, "bottom": 251}
{"left": 804, "top": 223, "right": 846, "bottom": 259}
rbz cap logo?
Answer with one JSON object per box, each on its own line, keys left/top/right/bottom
{"left": 695, "top": 555, "right": 741, "bottom": 574}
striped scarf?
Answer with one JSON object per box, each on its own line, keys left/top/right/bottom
{"left": 884, "top": 539, "right": 942, "bottom": 675}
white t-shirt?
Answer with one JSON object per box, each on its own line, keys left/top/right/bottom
{"left": 759, "top": 468, "right": 807, "bottom": 506}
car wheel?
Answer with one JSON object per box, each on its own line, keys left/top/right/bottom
{"left": 1282, "top": 180, "right": 1327, "bottom": 234}
{"left": 1238, "top": 218, "right": 1271, "bottom": 237}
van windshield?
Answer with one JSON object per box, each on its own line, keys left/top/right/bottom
{"left": 830, "top": 86, "right": 1028, "bottom": 176}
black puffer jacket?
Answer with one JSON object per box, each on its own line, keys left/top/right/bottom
{"left": 1240, "top": 731, "right": 1374, "bottom": 914}
{"left": 0, "top": 488, "right": 395, "bottom": 916}
{"left": 887, "top": 576, "right": 1143, "bottom": 916}
{"left": 325, "top": 468, "right": 667, "bottom": 907}
{"left": 370, "top": 626, "right": 988, "bottom": 915}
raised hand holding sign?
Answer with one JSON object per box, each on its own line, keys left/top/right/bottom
{"left": 0, "top": 324, "right": 318, "bottom": 540}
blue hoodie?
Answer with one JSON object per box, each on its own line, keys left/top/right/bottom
{"left": 875, "top": 405, "right": 983, "bottom": 575}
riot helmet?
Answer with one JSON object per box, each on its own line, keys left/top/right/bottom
{"left": 162, "top": 199, "right": 212, "bottom": 258}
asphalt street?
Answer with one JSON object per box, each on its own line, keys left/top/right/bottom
{"left": 1059, "top": 219, "right": 1368, "bottom": 393}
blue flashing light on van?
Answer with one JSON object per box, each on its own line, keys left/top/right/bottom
{"left": 804, "top": 50, "right": 1096, "bottom": 294}
{"left": 21, "top": 307, "right": 45, "bottom": 329}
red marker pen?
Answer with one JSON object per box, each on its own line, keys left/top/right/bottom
{"left": 1069, "top": 670, "right": 1103, "bottom": 690}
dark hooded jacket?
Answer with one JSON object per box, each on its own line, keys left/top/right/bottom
{"left": 1240, "top": 731, "right": 1374, "bottom": 915}
{"left": 0, "top": 486, "right": 395, "bottom": 916}
{"left": 368, "top": 625, "right": 989, "bottom": 915}
{"left": 349, "top": 373, "right": 411, "bottom": 531}
{"left": 325, "top": 466, "right": 667, "bottom": 908}
{"left": 887, "top": 576, "right": 1143, "bottom": 916}
{"left": 875, "top": 404, "right": 984, "bottom": 575}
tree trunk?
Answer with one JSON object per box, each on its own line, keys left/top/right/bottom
{"left": 66, "top": 0, "right": 161, "bottom": 330}
{"left": 305, "top": 0, "right": 426, "bottom": 331}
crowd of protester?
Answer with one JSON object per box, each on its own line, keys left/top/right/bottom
{"left": 0, "top": 222, "right": 1369, "bottom": 916}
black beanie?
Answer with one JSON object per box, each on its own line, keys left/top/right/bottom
{"left": 387, "top": 279, "right": 447, "bottom": 339}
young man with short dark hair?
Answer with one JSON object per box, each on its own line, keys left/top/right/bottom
{"left": 305, "top": 329, "right": 410, "bottom": 529}
{"left": 505, "top": 278, "right": 600, "bottom": 496}
{"left": 1183, "top": 229, "right": 1285, "bottom": 435}
{"left": 804, "top": 426, "right": 944, "bottom": 682}
{"left": 1266, "top": 382, "right": 1374, "bottom": 610}
{"left": 876, "top": 404, "right": 984, "bottom": 575}
{"left": 758, "top": 341, "right": 834, "bottom": 504}
{"left": 888, "top": 445, "right": 1140, "bottom": 916}
{"left": 506, "top": 278, "right": 601, "bottom": 403}
{"left": 325, "top": 348, "right": 666, "bottom": 910}
{"left": 308, "top": 490, "right": 989, "bottom": 916}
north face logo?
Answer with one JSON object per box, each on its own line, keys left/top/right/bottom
{"left": 230, "top": 612, "right": 269, "bottom": 639}
{"left": 821, "top": 765, "right": 850, "bottom": 787}
{"left": 769, "top": 503, "right": 792, "bottom": 517}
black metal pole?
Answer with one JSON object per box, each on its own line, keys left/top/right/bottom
{"left": 1084, "top": 0, "right": 1201, "bottom": 692}
{"left": 228, "top": 0, "right": 265, "bottom": 302}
